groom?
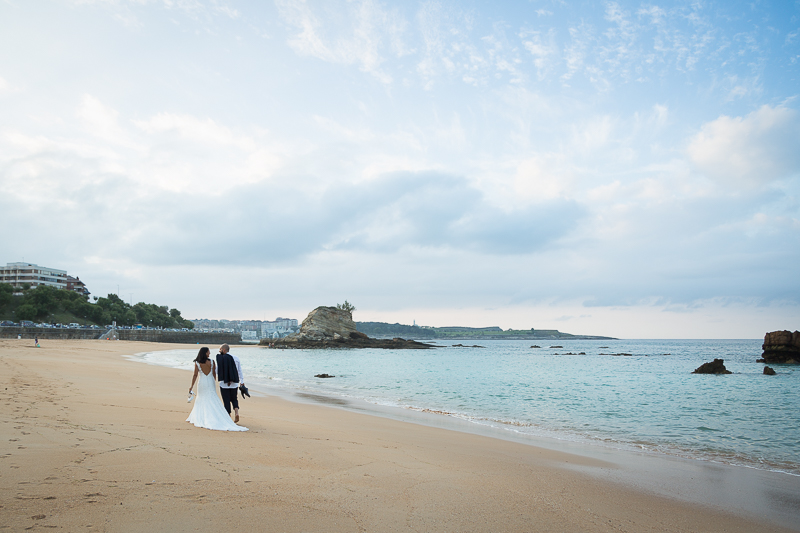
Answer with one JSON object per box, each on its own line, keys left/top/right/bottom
{"left": 216, "top": 344, "right": 244, "bottom": 423}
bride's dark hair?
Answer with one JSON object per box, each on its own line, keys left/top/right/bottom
{"left": 194, "top": 347, "right": 210, "bottom": 364}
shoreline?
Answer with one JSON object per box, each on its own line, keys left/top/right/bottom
{"left": 135, "top": 340, "right": 798, "bottom": 479}
{"left": 241, "top": 370, "right": 800, "bottom": 476}
{"left": 2, "top": 339, "right": 798, "bottom": 532}
{"left": 137, "top": 342, "right": 800, "bottom": 529}
{"left": 212, "top": 363, "right": 800, "bottom": 530}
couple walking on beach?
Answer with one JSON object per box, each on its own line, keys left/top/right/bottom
{"left": 186, "top": 344, "right": 249, "bottom": 432}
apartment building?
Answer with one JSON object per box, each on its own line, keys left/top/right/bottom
{"left": 66, "top": 275, "right": 90, "bottom": 296}
{"left": 0, "top": 262, "right": 90, "bottom": 296}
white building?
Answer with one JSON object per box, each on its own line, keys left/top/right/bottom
{"left": 0, "top": 262, "right": 68, "bottom": 290}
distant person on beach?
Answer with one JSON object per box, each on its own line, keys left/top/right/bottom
{"left": 187, "top": 347, "right": 247, "bottom": 432}
{"left": 216, "top": 343, "right": 244, "bottom": 423}
{"left": 34, "top": 335, "right": 39, "bottom": 347}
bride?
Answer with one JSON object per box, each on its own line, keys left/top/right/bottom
{"left": 187, "top": 347, "right": 248, "bottom": 431}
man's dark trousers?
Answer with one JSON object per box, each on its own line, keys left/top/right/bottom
{"left": 220, "top": 387, "right": 239, "bottom": 414}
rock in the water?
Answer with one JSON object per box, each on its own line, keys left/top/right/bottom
{"left": 530, "top": 345, "right": 541, "bottom": 348}
{"left": 314, "top": 374, "right": 335, "bottom": 378}
{"left": 295, "top": 306, "right": 358, "bottom": 340}
{"left": 452, "top": 344, "right": 486, "bottom": 348}
{"left": 692, "top": 358, "right": 732, "bottom": 374}
{"left": 763, "top": 366, "right": 776, "bottom": 376}
{"left": 761, "top": 330, "right": 800, "bottom": 364}
{"left": 260, "top": 306, "right": 437, "bottom": 349}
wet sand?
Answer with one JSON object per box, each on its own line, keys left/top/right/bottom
{"left": 1, "top": 339, "right": 797, "bottom": 532}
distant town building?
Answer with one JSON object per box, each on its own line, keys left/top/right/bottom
{"left": 190, "top": 317, "right": 299, "bottom": 339}
{"left": 239, "top": 320, "right": 261, "bottom": 332}
{"left": 261, "top": 317, "right": 299, "bottom": 337}
{"left": 0, "top": 262, "right": 91, "bottom": 296}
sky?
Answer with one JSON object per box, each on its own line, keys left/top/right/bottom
{"left": 1, "top": 0, "right": 799, "bottom": 338}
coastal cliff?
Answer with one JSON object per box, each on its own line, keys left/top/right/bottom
{"left": 260, "top": 307, "right": 436, "bottom": 349}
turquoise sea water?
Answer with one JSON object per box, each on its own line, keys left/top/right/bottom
{"left": 143, "top": 339, "right": 799, "bottom": 476}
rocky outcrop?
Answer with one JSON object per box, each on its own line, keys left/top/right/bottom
{"left": 294, "top": 306, "right": 359, "bottom": 340}
{"left": 763, "top": 366, "right": 776, "bottom": 376}
{"left": 692, "top": 359, "right": 732, "bottom": 374}
{"left": 761, "top": 330, "right": 800, "bottom": 364}
{"left": 259, "top": 306, "right": 437, "bottom": 349}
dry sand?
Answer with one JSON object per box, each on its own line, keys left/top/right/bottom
{"left": 1, "top": 339, "right": 797, "bottom": 532}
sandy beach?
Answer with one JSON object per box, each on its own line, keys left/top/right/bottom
{"left": 1, "top": 339, "right": 797, "bottom": 532}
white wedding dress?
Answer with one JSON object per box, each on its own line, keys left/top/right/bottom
{"left": 186, "top": 361, "right": 248, "bottom": 431}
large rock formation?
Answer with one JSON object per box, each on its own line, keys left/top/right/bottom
{"left": 761, "top": 330, "right": 800, "bottom": 364}
{"left": 260, "top": 306, "right": 436, "bottom": 349}
{"left": 294, "top": 306, "right": 359, "bottom": 340}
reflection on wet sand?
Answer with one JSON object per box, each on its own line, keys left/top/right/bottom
{"left": 296, "top": 392, "right": 350, "bottom": 407}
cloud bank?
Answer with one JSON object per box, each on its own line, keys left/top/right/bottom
{"left": 0, "top": 0, "right": 798, "bottom": 337}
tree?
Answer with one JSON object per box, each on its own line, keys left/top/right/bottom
{"left": 336, "top": 300, "right": 356, "bottom": 315}
{"left": 15, "top": 304, "right": 38, "bottom": 321}
{"left": 0, "top": 283, "right": 12, "bottom": 310}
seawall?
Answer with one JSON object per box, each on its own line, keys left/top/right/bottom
{"left": 0, "top": 327, "right": 240, "bottom": 345}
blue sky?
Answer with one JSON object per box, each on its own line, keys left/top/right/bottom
{"left": 1, "top": 0, "right": 799, "bottom": 337}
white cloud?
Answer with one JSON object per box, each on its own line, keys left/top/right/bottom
{"left": 76, "top": 94, "right": 127, "bottom": 143}
{"left": 133, "top": 112, "right": 255, "bottom": 149}
{"left": 561, "top": 24, "right": 591, "bottom": 83}
{"left": 520, "top": 28, "right": 557, "bottom": 80}
{"left": 688, "top": 105, "right": 800, "bottom": 187}
{"left": 68, "top": 0, "right": 239, "bottom": 17}
{"left": 512, "top": 155, "right": 569, "bottom": 202}
{"left": 573, "top": 114, "right": 615, "bottom": 152}
{"left": 651, "top": 103, "right": 668, "bottom": 128}
{"left": 275, "top": 0, "right": 402, "bottom": 83}
{"left": 0, "top": 76, "right": 21, "bottom": 95}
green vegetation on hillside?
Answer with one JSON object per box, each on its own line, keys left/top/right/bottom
{"left": 0, "top": 285, "right": 193, "bottom": 329}
{"left": 355, "top": 321, "right": 437, "bottom": 339}
{"left": 356, "top": 321, "right": 613, "bottom": 340}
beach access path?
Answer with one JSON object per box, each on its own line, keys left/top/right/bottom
{"left": 1, "top": 339, "right": 796, "bottom": 532}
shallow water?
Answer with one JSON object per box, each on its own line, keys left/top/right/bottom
{"left": 143, "top": 339, "right": 799, "bottom": 475}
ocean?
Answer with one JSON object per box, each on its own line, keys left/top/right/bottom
{"left": 140, "top": 338, "right": 799, "bottom": 476}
